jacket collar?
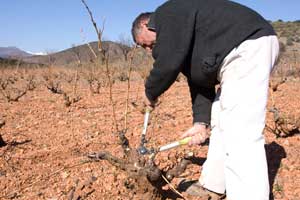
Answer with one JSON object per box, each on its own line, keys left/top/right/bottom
{"left": 147, "top": 13, "right": 156, "bottom": 31}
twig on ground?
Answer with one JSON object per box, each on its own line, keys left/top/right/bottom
{"left": 161, "top": 174, "right": 186, "bottom": 199}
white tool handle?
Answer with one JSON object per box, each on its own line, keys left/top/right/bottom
{"left": 142, "top": 111, "right": 150, "bottom": 136}
{"left": 158, "top": 137, "right": 192, "bottom": 152}
{"left": 159, "top": 141, "right": 180, "bottom": 152}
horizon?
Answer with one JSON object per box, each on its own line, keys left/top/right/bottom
{"left": 1, "top": 0, "right": 299, "bottom": 54}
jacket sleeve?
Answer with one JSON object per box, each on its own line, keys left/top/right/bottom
{"left": 188, "top": 80, "right": 216, "bottom": 124}
{"left": 145, "top": 8, "right": 196, "bottom": 101}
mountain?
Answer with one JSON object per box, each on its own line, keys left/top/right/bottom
{"left": 22, "top": 41, "right": 138, "bottom": 66}
{"left": 1, "top": 41, "right": 151, "bottom": 67}
{"left": 0, "top": 57, "right": 46, "bottom": 68}
{"left": 271, "top": 20, "right": 300, "bottom": 63}
{"left": 0, "top": 47, "right": 33, "bottom": 59}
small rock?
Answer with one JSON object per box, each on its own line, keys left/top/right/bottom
{"left": 283, "top": 139, "right": 290, "bottom": 146}
{"left": 58, "top": 120, "right": 66, "bottom": 125}
{"left": 0, "top": 119, "right": 5, "bottom": 128}
{"left": 0, "top": 135, "right": 6, "bottom": 147}
{"left": 61, "top": 171, "right": 69, "bottom": 179}
{"left": 0, "top": 170, "right": 6, "bottom": 177}
{"left": 47, "top": 197, "right": 58, "bottom": 200}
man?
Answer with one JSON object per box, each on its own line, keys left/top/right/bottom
{"left": 131, "top": 0, "right": 279, "bottom": 199}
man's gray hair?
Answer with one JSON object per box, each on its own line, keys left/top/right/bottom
{"left": 131, "top": 12, "right": 153, "bottom": 43}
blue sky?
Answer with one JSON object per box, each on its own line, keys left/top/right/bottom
{"left": 0, "top": 0, "right": 299, "bottom": 54}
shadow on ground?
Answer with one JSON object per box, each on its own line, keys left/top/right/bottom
{"left": 266, "top": 141, "right": 287, "bottom": 200}
{"left": 172, "top": 156, "right": 206, "bottom": 199}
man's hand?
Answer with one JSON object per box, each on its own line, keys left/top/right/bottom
{"left": 180, "top": 123, "right": 210, "bottom": 146}
{"left": 143, "top": 92, "right": 158, "bottom": 109}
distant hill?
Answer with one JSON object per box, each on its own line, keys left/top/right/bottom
{"left": 272, "top": 20, "right": 300, "bottom": 44}
{"left": 0, "top": 47, "right": 33, "bottom": 59}
{"left": 22, "top": 41, "right": 137, "bottom": 66}
{"left": 0, "top": 57, "right": 19, "bottom": 66}
{"left": 0, "top": 41, "right": 151, "bottom": 68}
{"left": 0, "top": 57, "right": 45, "bottom": 68}
{"left": 271, "top": 20, "right": 300, "bottom": 63}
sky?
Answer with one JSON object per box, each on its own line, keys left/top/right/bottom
{"left": 0, "top": 0, "right": 299, "bottom": 54}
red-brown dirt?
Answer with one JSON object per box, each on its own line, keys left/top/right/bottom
{"left": 0, "top": 76, "right": 300, "bottom": 200}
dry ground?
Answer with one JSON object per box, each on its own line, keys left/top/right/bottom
{"left": 0, "top": 73, "right": 300, "bottom": 200}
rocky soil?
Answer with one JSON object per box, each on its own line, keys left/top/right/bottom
{"left": 0, "top": 77, "right": 299, "bottom": 200}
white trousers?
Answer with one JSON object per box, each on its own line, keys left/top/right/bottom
{"left": 199, "top": 36, "right": 279, "bottom": 200}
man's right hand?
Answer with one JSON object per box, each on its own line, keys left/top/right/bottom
{"left": 180, "top": 123, "right": 210, "bottom": 146}
{"left": 143, "top": 92, "right": 158, "bottom": 109}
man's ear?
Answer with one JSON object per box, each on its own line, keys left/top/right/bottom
{"left": 140, "top": 20, "right": 148, "bottom": 28}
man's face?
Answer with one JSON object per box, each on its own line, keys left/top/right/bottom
{"left": 135, "top": 21, "right": 156, "bottom": 52}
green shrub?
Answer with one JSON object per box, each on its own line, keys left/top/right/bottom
{"left": 286, "top": 37, "right": 294, "bottom": 46}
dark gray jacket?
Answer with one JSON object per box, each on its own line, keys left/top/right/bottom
{"left": 145, "top": 0, "right": 276, "bottom": 124}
